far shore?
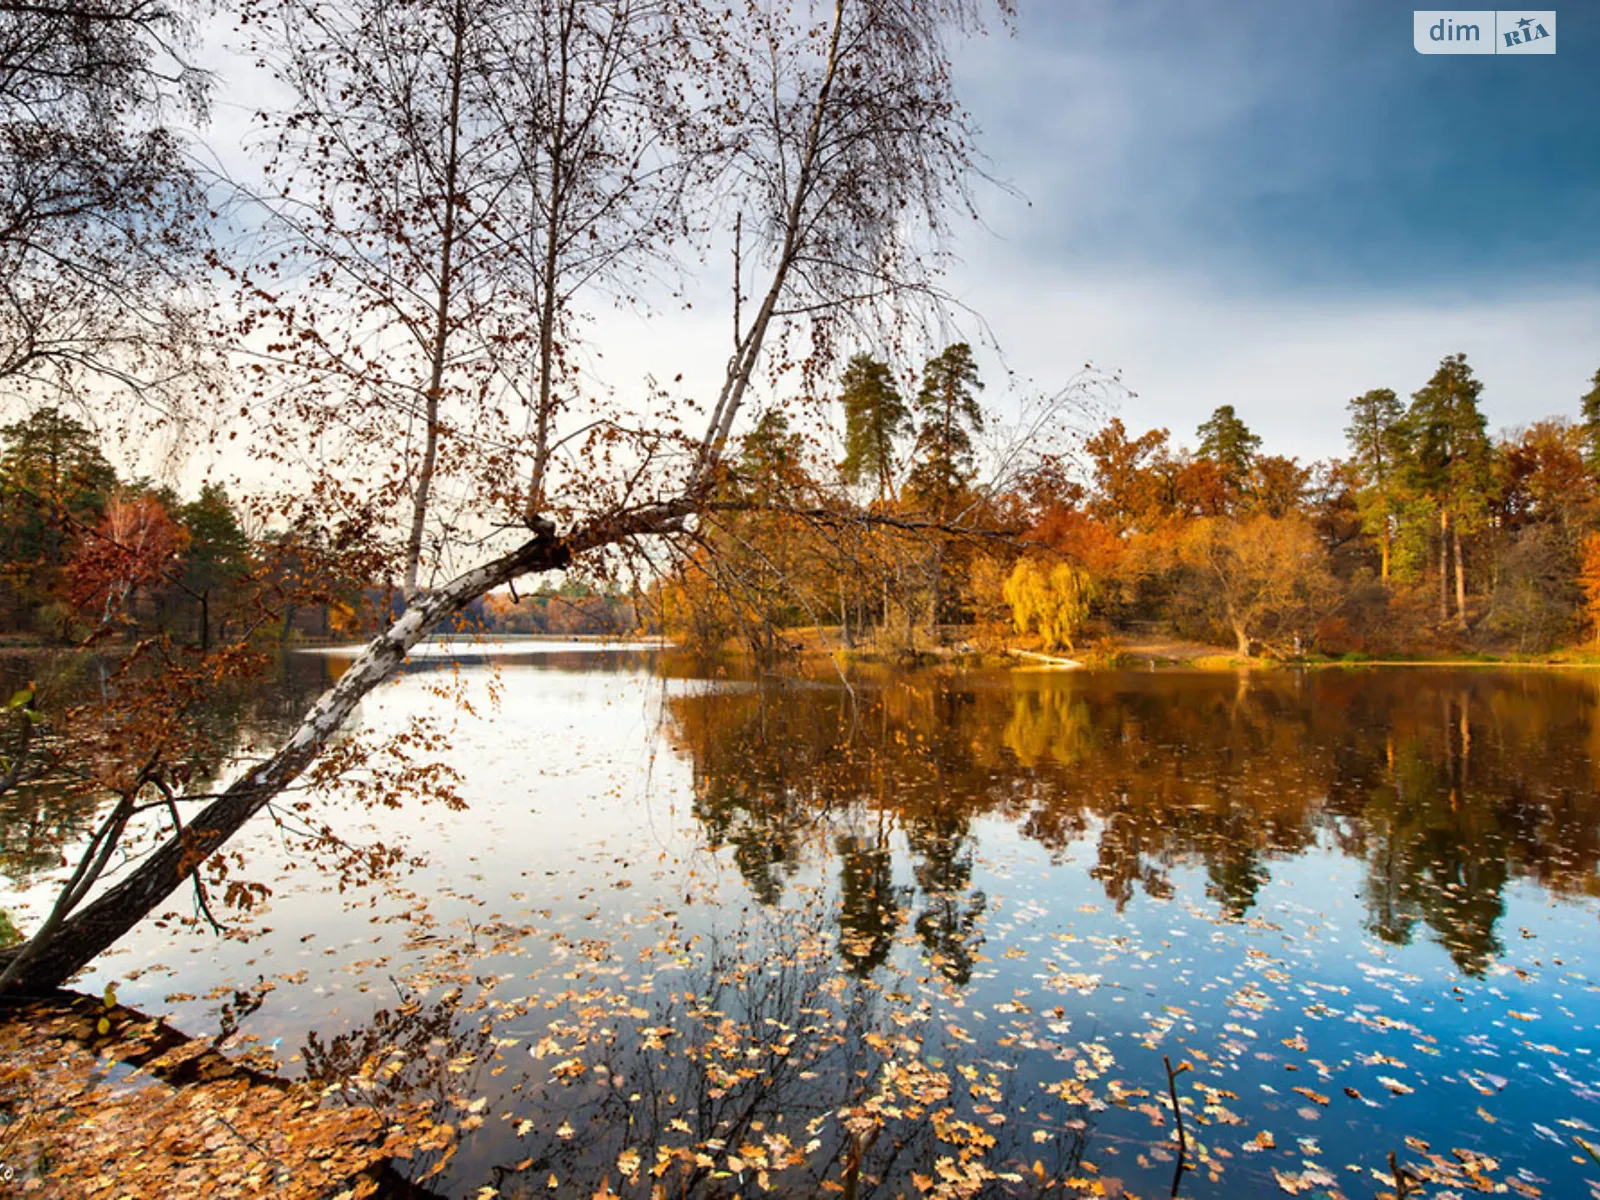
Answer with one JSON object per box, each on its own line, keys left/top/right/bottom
{"left": 776, "top": 627, "right": 1600, "bottom": 673}
{"left": 5, "top": 629, "right": 1600, "bottom": 672}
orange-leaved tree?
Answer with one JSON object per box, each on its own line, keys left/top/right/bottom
{"left": 65, "top": 494, "right": 189, "bottom": 631}
{"left": 1178, "top": 514, "right": 1337, "bottom": 657}
{"left": 1579, "top": 533, "right": 1600, "bottom": 643}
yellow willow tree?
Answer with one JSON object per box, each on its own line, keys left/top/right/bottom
{"left": 0, "top": 0, "right": 1015, "bottom": 994}
{"left": 1003, "top": 557, "right": 1095, "bottom": 653}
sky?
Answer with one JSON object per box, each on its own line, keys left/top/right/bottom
{"left": 942, "top": 0, "right": 1600, "bottom": 461}
{"left": 181, "top": 0, "right": 1600, "bottom": 485}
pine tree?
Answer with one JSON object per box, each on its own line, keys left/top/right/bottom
{"left": 906, "top": 342, "right": 984, "bottom": 510}
{"left": 838, "top": 354, "right": 910, "bottom": 500}
{"left": 739, "top": 409, "right": 805, "bottom": 492}
{"left": 0, "top": 409, "right": 119, "bottom": 628}
{"left": 1580, "top": 368, "right": 1600, "bottom": 472}
{"left": 1195, "top": 404, "right": 1261, "bottom": 493}
{"left": 1405, "top": 353, "right": 1492, "bottom": 628}
{"left": 180, "top": 483, "right": 251, "bottom": 648}
{"left": 1344, "top": 388, "right": 1408, "bottom": 581}
{"left": 906, "top": 343, "right": 984, "bottom": 633}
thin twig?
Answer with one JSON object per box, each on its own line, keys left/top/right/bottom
{"left": 1164, "top": 1054, "right": 1190, "bottom": 1197}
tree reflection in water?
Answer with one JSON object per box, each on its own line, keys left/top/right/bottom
{"left": 299, "top": 898, "right": 1098, "bottom": 1197}
{"left": 6, "top": 655, "right": 1600, "bottom": 1194}
{"left": 0, "top": 648, "right": 313, "bottom": 889}
{"left": 667, "top": 666, "right": 1600, "bottom": 979}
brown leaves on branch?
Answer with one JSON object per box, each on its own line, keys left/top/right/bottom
{"left": 65, "top": 494, "right": 188, "bottom": 631}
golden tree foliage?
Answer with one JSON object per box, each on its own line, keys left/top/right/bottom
{"left": 1179, "top": 514, "right": 1337, "bottom": 657}
{"left": 1002, "top": 557, "right": 1095, "bottom": 652}
{"left": 1580, "top": 533, "right": 1600, "bottom": 643}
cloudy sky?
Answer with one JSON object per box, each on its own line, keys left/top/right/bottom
{"left": 189, "top": 1, "right": 1598, "bottom": 481}
{"left": 944, "top": 0, "right": 1599, "bottom": 460}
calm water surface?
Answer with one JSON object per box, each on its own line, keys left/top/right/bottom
{"left": 3, "top": 649, "right": 1599, "bottom": 1198}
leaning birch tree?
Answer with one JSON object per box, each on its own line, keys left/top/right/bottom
{"left": 0, "top": 0, "right": 1014, "bottom": 994}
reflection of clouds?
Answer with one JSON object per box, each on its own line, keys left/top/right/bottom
{"left": 12, "top": 657, "right": 1597, "bottom": 1196}
{"left": 300, "top": 638, "right": 668, "bottom": 658}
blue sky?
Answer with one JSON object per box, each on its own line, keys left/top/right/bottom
{"left": 967, "top": 1, "right": 1598, "bottom": 286}
{"left": 944, "top": 0, "right": 1600, "bottom": 460}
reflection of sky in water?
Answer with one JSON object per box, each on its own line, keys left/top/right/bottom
{"left": 301, "top": 636, "right": 670, "bottom": 659}
{"left": 3, "top": 653, "right": 1598, "bottom": 1197}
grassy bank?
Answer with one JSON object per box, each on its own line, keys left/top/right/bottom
{"left": 766, "top": 625, "right": 1600, "bottom": 672}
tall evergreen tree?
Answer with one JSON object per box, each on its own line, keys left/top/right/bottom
{"left": 905, "top": 343, "right": 984, "bottom": 633}
{"left": 0, "top": 409, "right": 116, "bottom": 588}
{"left": 1344, "top": 388, "right": 1408, "bottom": 581}
{"left": 838, "top": 354, "right": 910, "bottom": 500}
{"left": 1195, "top": 404, "right": 1261, "bottom": 493}
{"left": 180, "top": 483, "right": 251, "bottom": 648}
{"left": 1405, "top": 353, "right": 1492, "bottom": 628}
{"left": 1580, "top": 367, "right": 1600, "bottom": 472}
{"left": 906, "top": 342, "right": 984, "bottom": 510}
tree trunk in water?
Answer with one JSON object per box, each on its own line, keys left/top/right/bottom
{"left": 1438, "top": 509, "right": 1451, "bottom": 623}
{"left": 1453, "top": 521, "right": 1468, "bottom": 631}
{"left": 0, "top": 531, "right": 574, "bottom": 996}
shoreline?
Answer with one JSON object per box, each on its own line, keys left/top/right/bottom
{"left": 794, "top": 640, "right": 1600, "bottom": 673}
{"left": 5, "top": 634, "right": 1599, "bottom": 672}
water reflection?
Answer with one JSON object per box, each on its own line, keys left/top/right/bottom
{"left": 0, "top": 647, "right": 313, "bottom": 890}
{"left": 7, "top": 654, "right": 1596, "bottom": 982}
{"left": 6, "top": 649, "right": 1600, "bottom": 1197}
{"left": 297, "top": 899, "right": 1100, "bottom": 1198}
{"left": 665, "top": 667, "right": 1600, "bottom": 978}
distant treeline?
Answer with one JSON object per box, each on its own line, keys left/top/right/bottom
{"left": 660, "top": 346, "right": 1600, "bottom": 659}
{"left": 0, "top": 409, "right": 637, "bottom": 644}
{"left": 478, "top": 587, "right": 638, "bottom": 637}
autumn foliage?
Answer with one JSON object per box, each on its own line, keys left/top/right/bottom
{"left": 1579, "top": 533, "right": 1600, "bottom": 643}
{"left": 1002, "top": 558, "right": 1094, "bottom": 653}
{"left": 658, "top": 349, "right": 1600, "bottom": 661}
{"left": 65, "top": 494, "right": 188, "bottom": 627}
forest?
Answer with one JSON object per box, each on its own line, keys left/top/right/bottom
{"left": 8, "top": 344, "right": 1600, "bottom": 668}
{"left": 662, "top": 346, "right": 1600, "bottom": 662}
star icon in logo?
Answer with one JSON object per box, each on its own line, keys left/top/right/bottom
{"left": 1516, "top": 16, "right": 1534, "bottom": 30}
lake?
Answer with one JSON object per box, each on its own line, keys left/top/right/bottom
{"left": 3, "top": 647, "right": 1599, "bottom": 1198}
